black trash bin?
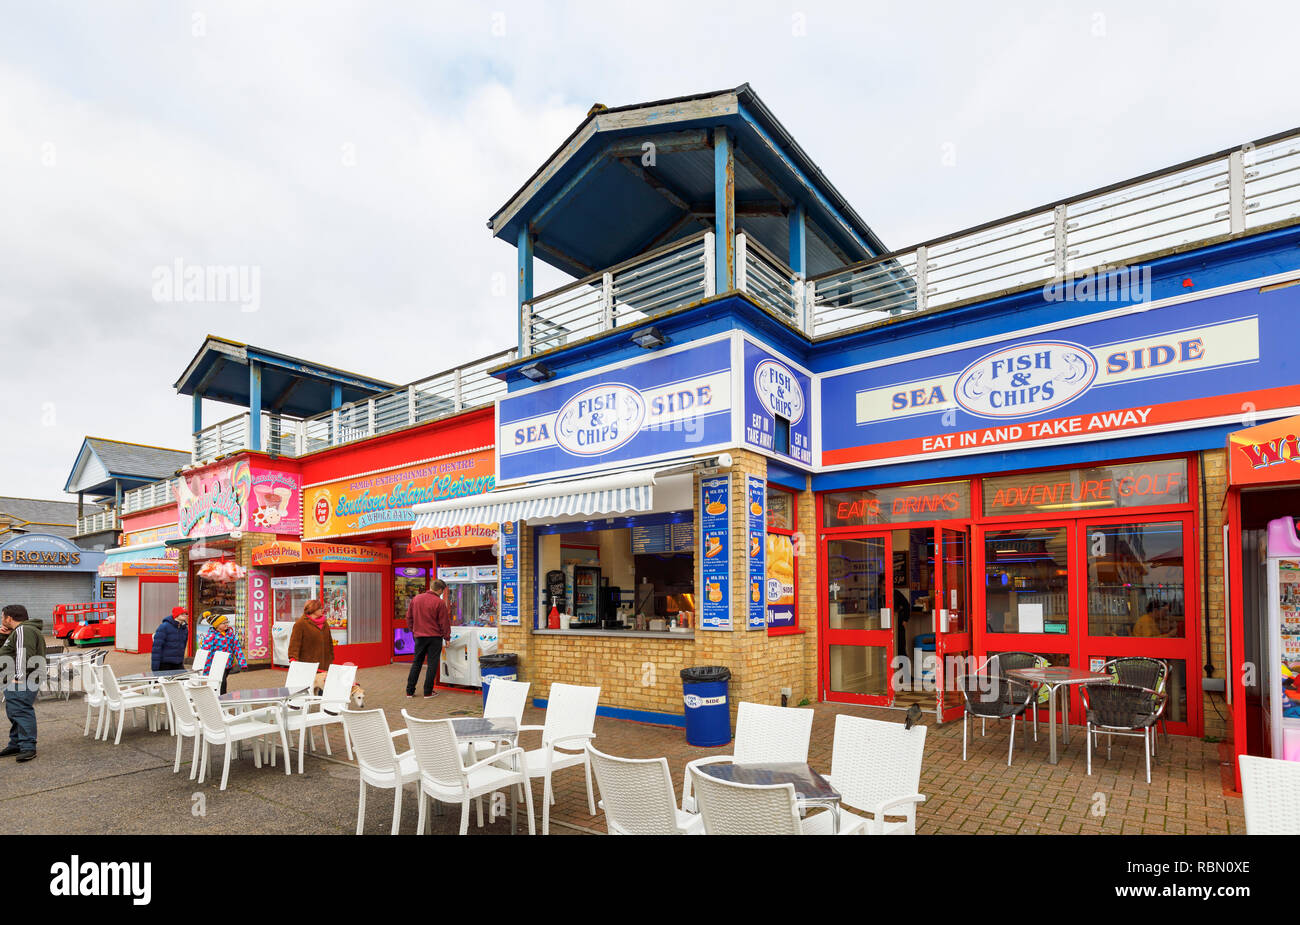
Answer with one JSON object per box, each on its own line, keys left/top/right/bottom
{"left": 681, "top": 666, "right": 732, "bottom": 746}
{"left": 478, "top": 652, "right": 519, "bottom": 708}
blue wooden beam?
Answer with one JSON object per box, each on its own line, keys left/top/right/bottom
{"left": 713, "top": 128, "right": 735, "bottom": 292}
{"left": 789, "top": 202, "right": 807, "bottom": 279}
{"left": 331, "top": 383, "right": 343, "bottom": 409}
{"left": 192, "top": 393, "right": 202, "bottom": 436}
{"left": 249, "top": 361, "right": 263, "bottom": 451}
{"left": 518, "top": 224, "right": 534, "bottom": 352}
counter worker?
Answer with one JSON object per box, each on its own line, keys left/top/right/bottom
{"left": 0, "top": 605, "right": 45, "bottom": 761}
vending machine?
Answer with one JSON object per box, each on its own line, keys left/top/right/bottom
{"left": 1265, "top": 517, "right": 1300, "bottom": 761}
{"left": 439, "top": 564, "right": 500, "bottom": 687}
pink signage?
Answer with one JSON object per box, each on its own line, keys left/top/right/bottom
{"left": 175, "top": 459, "right": 301, "bottom": 539}
{"left": 247, "top": 568, "right": 271, "bottom": 661}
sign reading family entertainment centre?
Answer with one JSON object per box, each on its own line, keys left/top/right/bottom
{"left": 819, "top": 284, "right": 1300, "bottom": 469}
{"left": 497, "top": 339, "right": 733, "bottom": 483}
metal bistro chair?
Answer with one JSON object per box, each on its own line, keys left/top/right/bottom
{"left": 1239, "top": 755, "right": 1300, "bottom": 835}
{"left": 987, "top": 652, "right": 1049, "bottom": 741}
{"left": 1103, "top": 657, "right": 1170, "bottom": 750}
{"left": 1079, "top": 682, "right": 1166, "bottom": 784}
{"left": 958, "top": 674, "right": 1035, "bottom": 766}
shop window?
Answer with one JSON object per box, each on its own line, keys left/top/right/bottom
{"left": 829, "top": 644, "right": 888, "bottom": 695}
{"left": 984, "top": 528, "right": 1070, "bottom": 633}
{"left": 1086, "top": 522, "right": 1186, "bottom": 637}
{"left": 774, "top": 415, "right": 791, "bottom": 456}
{"left": 766, "top": 484, "right": 799, "bottom": 633}
{"left": 322, "top": 572, "right": 383, "bottom": 646}
{"left": 1088, "top": 654, "right": 1189, "bottom": 724}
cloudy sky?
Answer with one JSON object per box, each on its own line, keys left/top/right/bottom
{"left": 2, "top": 0, "right": 1297, "bottom": 501}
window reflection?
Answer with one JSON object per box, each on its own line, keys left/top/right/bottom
{"left": 1086, "top": 522, "right": 1185, "bottom": 637}
{"left": 984, "top": 528, "right": 1070, "bottom": 634}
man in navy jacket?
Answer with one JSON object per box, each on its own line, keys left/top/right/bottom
{"left": 152, "top": 607, "right": 189, "bottom": 671}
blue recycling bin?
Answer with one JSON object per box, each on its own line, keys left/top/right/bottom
{"left": 479, "top": 653, "right": 519, "bottom": 709}
{"left": 912, "top": 633, "right": 936, "bottom": 687}
{"left": 681, "top": 666, "right": 732, "bottom": 747}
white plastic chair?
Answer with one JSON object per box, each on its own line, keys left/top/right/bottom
{"left": 587, "top": 744, "right": 702, "bottom": 835}
{"left": 273, "top": 663, "right": 356, "bottom": 773}
{"left": 100, "top": 665, "right": 166, "bottom": 744}
{"left": 824, "top": 714, "right": 928, "bottom": 835}
{"left": 518, "top": 682, "right": 600, "bottom": 835}
{"left": 1239, "top": 755, "right": 1300, "bottom": 834}
{"left": 341, "top": 708, "right": 420, "bottom": 835}
{"left": 681, "top": 701, "right": 814, "bottom": 813}
{"left": 690, "top": 767, "right": 807, "bottom": 835}
{"left": 190, "top": 684, "right": 289, "bottom": 791}
{"left": 82, "top": 662, "right": 108, "bottom": 739}
{"left": 405, "top": 711, "right": 535, "bottom": 835}
{"left": 190, "top": 650, "right": 230, "bottom": 692}
{"left": 463, "top": 679, "right": 531, "bottom": 762}
{"left": 159, "top": 680, "right": 203, "bottom": 780}
{"left": 191, "top": 648, "right": 211, "bottom": 674}
{"left": 284, "top": 660, "right": 319, "bottom": 706}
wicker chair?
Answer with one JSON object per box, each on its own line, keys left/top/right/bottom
{"left": 1078, "top": 682, "right": 1166, "bottom": 784}
{"left": 681, "top": 702, "right": 814, "bottom": 813}
{"left": 689, "top": 767, "right": 806, "bottom": 835}
{"left": 826, "top": 714, "right": 928, "bottom": 834}
{"left": 1239, "top": 755, "right": 1300, "bottom": 834}
{"left": 987, "top": 651, "right": 1049, "bottom": 741}
{"left": 1103, "top": 657, "right": 1170, "bottom": 748}
{"left": 958, "top": 675, "right": 1035, "bottom": 766}
{"left": 587, "top": 745, "right": 702, "bottom": 834}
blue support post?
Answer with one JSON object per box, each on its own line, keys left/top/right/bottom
{"left": 789, "top": 202, "right": 807, "bottom": 278}
{"left": 518, "top": 224, "right": 534, "bottom": 352}
{"left": 192, "top": 392, "right": 203, "bottom": 436}
{"left": 331, "top": 383, "right": 343, "bottom": 408}
{"left": 714, "top": 128, "right": 735, "bottom": 293}
{"left": 249, "top": 361, "right": 262, "bottom": 452}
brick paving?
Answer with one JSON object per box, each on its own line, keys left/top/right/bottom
{"left": 3, "top": 643, "right": 1244, "bottom": 835}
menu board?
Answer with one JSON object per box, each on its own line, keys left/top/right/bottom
{"left": 499, "top": 521, "right": 519, "bottom": 626}
{"left": 746, "top": 476, "right": 765, "bottom": 631}
{"left": 700, "top": 477, "right": 731, "bottom": 630}
{"left": 632, "top": 522, "right": 694, "bottom": 555}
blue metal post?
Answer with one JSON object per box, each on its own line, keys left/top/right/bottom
{"left": 714, "top": 128, "right": 735, "bottom": 292}
{"left": 248, "top": 361, "right": 262, "bottom": 452}
{"left": 331, "top": 383, "right": 343, "bottom": 408}
{"left": 518, "top": 224, "right": 534, "bottom": 353}
{"left": 789, "top": 202, "right": 807, "bottom": 278}
{"left": 192, "top": 392, "right": 202, "bottom": 435}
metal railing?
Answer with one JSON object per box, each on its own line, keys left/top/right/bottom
{"left": 809, "top": 130, "right": 1300, "bottom": 336}
{"left": 75, "top": 509, "right": 117, "bottom": 535}
{"left": 521, "top": 231, "right": 715, "bottom": 355}
{"left": 122, "top": 478, "right": 181, "bottom": 514}
{"left": 737, "top": 233, "right": 805, "bottom": 325}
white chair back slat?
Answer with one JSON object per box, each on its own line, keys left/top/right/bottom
{"left": 588, "top": 745, "right": 680, "bottom": 834}
{"left": 690, "top": 768, "right": 803, "bottom": 835}
{"left": 159, "top": 680, "right": 199, "bottom": 735}
{"left": 204, "top": 651, "right": 229, "bottom": 689}
{"left": 830, "top": 714, "right": 926, "bottom": 816}
{"left": 1240, "top": 755, "right": 1300, "bottom": 834}
{"left": 321, "top": 664, "right": 357, "bottom": 711}
{"left": 285, "top": 660, "right": 319, "bottom": 692}
{"left": 404, "top": 713, "right": 467, "bottom": 787}
{"left": 733, "top": 702, "right": 814, "bottom": 764}
{"left": 191, "top": 648, "right": 211, "bottom": 673}
{"left": 341, "top": 708, "right": 399, "bottom": 775}
{"left": 483, "top": 679, "right": 530, "bottom": 725}
{"left": 189, "top": 685, "right": 231, "bottom": 739}
{"left": 542, "top": 683, "right": 600, "bottom": 748}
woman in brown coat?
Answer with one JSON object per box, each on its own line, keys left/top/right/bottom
{"left": 288, "top": 599, "right": 334, "bottom": 671}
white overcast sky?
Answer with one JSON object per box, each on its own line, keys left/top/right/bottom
{"left": 2, "top": 0, "right": 1297, "bottom": 500}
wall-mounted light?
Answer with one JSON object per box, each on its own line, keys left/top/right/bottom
{"left": 520, "top": 362, "right": 555, "bottom": 383}
{"left": 630, "top": 326, "right": 668, "bottom": 349}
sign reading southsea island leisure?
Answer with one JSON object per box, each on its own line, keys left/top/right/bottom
{"left": 821, "top": 283, "right": 1300, "bottom": 468}
{"left": 304, "top": 449, "right": 498, "bottom": 551}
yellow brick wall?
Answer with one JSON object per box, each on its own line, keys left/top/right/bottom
{"left": 1199, "top": 449, "right": 1230, "bottom": 739}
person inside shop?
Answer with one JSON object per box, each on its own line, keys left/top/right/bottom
{"left": 0, "top": 604, "right": 44, "bottom": 762}
{"left": 288, "top": 599, "right": 334, "bottom": 683}
{"left": 152, "top": 606, "right": 189, "bottom": 672}
{"left": 203, "top": 614, "right": 247, "bottom": 695}
{"left": 405, "top": 578, "right": 451, "bottom": 699}
{"left": 1133, "top": 600, "right": 1176, "bottom": 638}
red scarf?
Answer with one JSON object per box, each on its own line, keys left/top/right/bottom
{"left": 310, "top": 614, "right": 328, "bottom": 630}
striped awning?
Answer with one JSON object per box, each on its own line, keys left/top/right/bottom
{"left": 411, "top": 467, "right": 661, "bottom": 530}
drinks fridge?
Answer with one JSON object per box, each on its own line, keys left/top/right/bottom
{"left": 570, "top": 565, "right": 601, "bottom": 627}
{"left": 439, "top": 565, "right": 500, "bottom": 687}
{"left": 1264, "top": 516, "right": 1300, "bottom": 761}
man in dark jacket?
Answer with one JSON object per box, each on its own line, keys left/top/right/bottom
{"left": 0, "top": 604, "right": 46, "bottom": 761}
{"left": 152, "top": 607, "right": 189, "bottom": 671}
{"left": 405, "top": 579, "right": 451, "bottom": 698}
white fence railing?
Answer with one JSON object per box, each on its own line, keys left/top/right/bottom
{"left": 75, "top": 510, "right": 117, "bottom": 536}
{"left": 122, "top": 478, "right": 181, "bottom": 514}
{"left": 522, "top": 231, "right": 715, "bottom": 356}
{"left": 809, "top": 133, "right": 1300, "bottom": 336}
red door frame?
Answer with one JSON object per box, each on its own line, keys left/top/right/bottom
{"left": 818, "top": 532, "right": 895, "bottom": 706}
{"left": 816, "top": 453, "right": 1205, "bottom": 734}
{"left": 320, "top": 562, "right": 392, "bottom": 669}
{"left": 135, "top": 576, "right": 180, "bottom": 654}
{"left": 935, "top": 526, "right": 971, "bottom": 722}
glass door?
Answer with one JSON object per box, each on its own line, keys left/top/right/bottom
{"left": 823, "top": 534, "right": 895, "bottom": 706}
{"left": 935, "top": 527, "right": 971, "bottom": 722}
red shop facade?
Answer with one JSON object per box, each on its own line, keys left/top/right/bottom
{"left": 816, "top": 453, "right": 1204, "bottom": 735}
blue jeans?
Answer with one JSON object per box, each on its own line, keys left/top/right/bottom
{"left": 4, "top": 686, "right": 36, "bottom": 751}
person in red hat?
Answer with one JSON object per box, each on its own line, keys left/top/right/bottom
{"left": 152, "top": 606, "right": 189, "bottom": 671}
